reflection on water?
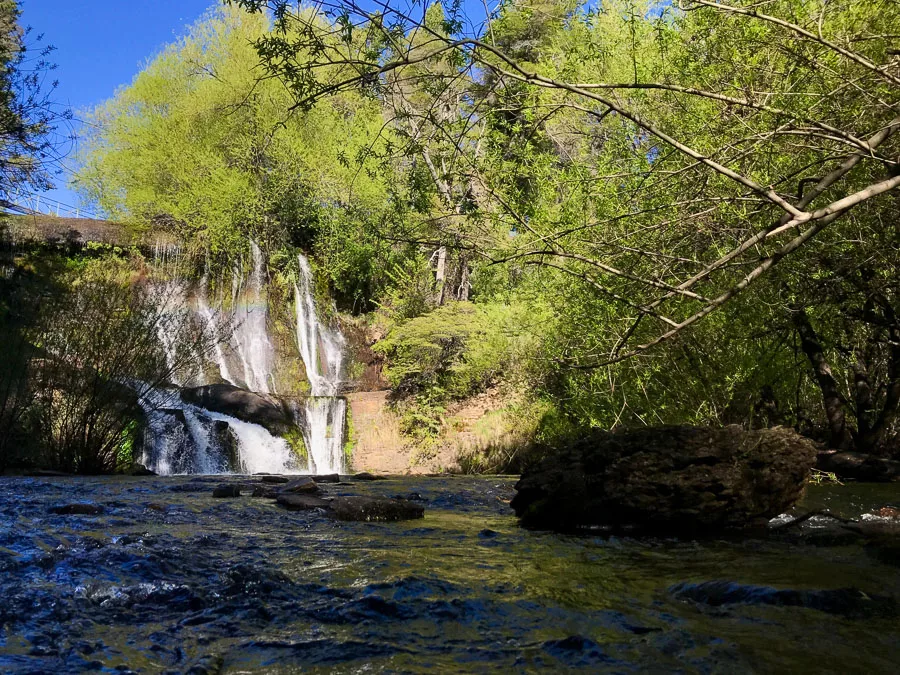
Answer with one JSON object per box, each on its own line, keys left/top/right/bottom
{"left": 0, "top": 476, "right": 898, "bottom": 673}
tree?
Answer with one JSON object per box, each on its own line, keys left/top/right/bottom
{"left": 0, "top": 0, "right": 67, "bottom": 196}
{"left": 230, "top": 0, "right": 900, "bottom": 452}
{"left": 0, "top": 250, "right": 210, "bottom": 473}
{"left": 231, "top": 0, "right": 898, "bottom": 350}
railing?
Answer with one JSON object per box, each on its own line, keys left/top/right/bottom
{"left": 1, "top": 189, "right": 101, "bottom": 220}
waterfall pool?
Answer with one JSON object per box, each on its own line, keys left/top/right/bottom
{"left": 1, "top": 475, "right": 898, "bottom": 673}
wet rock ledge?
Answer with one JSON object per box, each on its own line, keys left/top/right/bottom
{"left": 511, "top": 425, "right": 818, "bottom": 533}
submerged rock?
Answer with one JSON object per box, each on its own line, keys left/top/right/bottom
{"left": 50, "top": 503, "right": 104, "bottom": 516}
{"left": 276, "top": 494, "right": 330, "bottom": 511}
{"left": 817, "top": 451, "right": 900, "bottom": 482}
{"left": 670, "top": 581, "right": 898, "bottom": 618}
{"left": 511, "top": 425, "right": 818, "bottom": 532}
{"left": 330, "top": 496, "right": 424, "bottom": 522}
{"left": 212, "top": 485, "right": 241, "bottom": 498}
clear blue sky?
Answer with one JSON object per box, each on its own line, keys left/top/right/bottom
{"left": 21, "top": 0, "right": 217, "bottom": 212}
{"left": 21, "top": 0, "right": 494, "bottom": 216}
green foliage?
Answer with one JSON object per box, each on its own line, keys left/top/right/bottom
{"left": 376, "top": 255, "right": 436, "bottom": 323}
{"left": 342, "top": 404, "right": 355, "bottom": 466}
{"left": 0, "top": 247, "right": 205, "bottom": 473}
{"left": 284, "top": 427, "right": 308, "bottom": 463}
{"left": 375, "top": 302, "right": 523, "bottom": 400}
{"left": 117, "top": 419, "right": 140, "bottom": 470}
{"left": 70, "top": 0, "right": 900, "bottom": 462}
{"left": 75, "top": 5, "right": 395, "bottom": 268}
{"left": 807, "top": 469, "right": 843, "bottom": 486}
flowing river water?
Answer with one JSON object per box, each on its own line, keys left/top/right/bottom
{"left": 1, "top": 475, "right": 898, "bottom": 673}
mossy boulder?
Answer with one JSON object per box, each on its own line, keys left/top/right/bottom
{"left": 511, "top": 425, "right": 818, "bottom": 533}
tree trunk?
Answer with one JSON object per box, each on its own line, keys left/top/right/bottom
{"left": 792, "top": 307, "right": 853, "bottom": 450}
{"left": 857, "top": 321, "right": 900, "bottom": 454}
{"left": 434, "top": 246, "right": 447, "bottom": 305}
{"left": 457, "top": 258, "right": 470, "bottom": 301}
{"left": 852, "top": 354, "right": 875, "bottom": 440}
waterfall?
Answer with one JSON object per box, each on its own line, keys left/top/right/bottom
{"left": 197, "top": 275, "right": 238, "bottom": 387}
{"left": 294, "top": 254, "right": 347, "bottom": 474}
{"left": 196, "top": 242, "right": 275, "bottom": 393}
{"left": 140, "top": 242, "right": 348, "bottom": 476}
{"left": 139, "top": 386, "right": 302, "bottom": 475}
{"left": 140, "top": 239, "right": 300, "bottom": 475}
{"left": 228, "top": 241, "right": 275, "bottom": 394}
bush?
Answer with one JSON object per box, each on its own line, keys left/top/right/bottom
{"left": 0, "top": 249, "right": 205, "bottom": 473}
{"left": 375, "top": 302, "right": 521, "bottom": 401}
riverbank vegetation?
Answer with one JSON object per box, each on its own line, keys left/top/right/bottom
{"left": 2, "top": 0, "right": 899, "bottom": 472}
{"left": 0, "top": 245, "right": 207, "bottom": 472}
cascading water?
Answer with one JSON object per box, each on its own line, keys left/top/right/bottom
{"left": 140, "top": 239, "right": 300, "bottom": 476}
{"left": 138, "top": 387, "right": 301, "bottom": 476}
{"left": 294, "top": 254, "right": 347, "bottom": 474}
{"left": 228, "top": 241, "right": 276, "bottom": 394}
{"left": 197, "top": 242, "right": 275, "bottom": 393}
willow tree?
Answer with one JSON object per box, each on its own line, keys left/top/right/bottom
{"left": 75, "top": 4, "right": 394, "bottom": 286}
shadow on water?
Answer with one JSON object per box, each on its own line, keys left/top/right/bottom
{"left": 0, "top": 475, "right": 898, "bottom": 673}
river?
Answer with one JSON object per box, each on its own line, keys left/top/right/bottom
{"left": 1, "top": 475, "right": 898, "bottom": 673}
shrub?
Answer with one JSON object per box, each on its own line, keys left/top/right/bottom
{"left": 374, "top": 302, "right": 521, "bottom": 401}
{"left": 0, "top": 250, "right": 206, "bottom": 473}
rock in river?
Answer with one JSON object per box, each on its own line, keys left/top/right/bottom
{"left": 511, "top": 425, "right": 818, "bottom": 532}
{"left": 212, "top": 485, "right": 242, "bottom": 498}
{"left": 276, "top": 494, "right": 331, "bottom": 511}
{"left": 260, "top": 475, "right": 291, "bottom": 484}
{"left": 279, "top": 477, "right": 319, "bottom": 494}
{"left": 128, "top": 463, "right": 157, "bottom": 476}
{"left": 312, "top": 473, "right": 341, "bottom": 484}
{"left": 330, "top": 496, "right": 425, "bottom": 522}
{"left": 252, "top": 485, "right": 279, "bottom": 499}
{"left": 817, "top": 451, "right": 900, "bottom": 482}
{"left": 352, "top": 472, "right": 385, "bottom": 481}
{"left": 50, "top": 503, "right": 104, "bottom": 516}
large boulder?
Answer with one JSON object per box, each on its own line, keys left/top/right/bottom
{"left": 511, "top": 425, "right": 818, "bottom": 533}
{"left": 816, "top": 451, "right": 900, "bottom": 482}
{"left": 181, "top": 384, "right": 294, "bottom": 435}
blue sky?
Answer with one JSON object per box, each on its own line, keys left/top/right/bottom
{"left": 20, "top": 0, "right": 496, "bottom": 215}
{"left": 21, "top": 0, "right": 217, "bottom": 211}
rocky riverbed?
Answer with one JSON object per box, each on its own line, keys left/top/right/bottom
{"left": 1, "top": 474, "right": 899, "bottom": 673}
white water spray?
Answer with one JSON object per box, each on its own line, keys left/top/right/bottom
{"left": 142, "top": 240, "right": 299, "bottom": 475}
{"left": 294, "top": 254, "right": 347, "bottom": 474}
